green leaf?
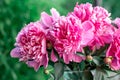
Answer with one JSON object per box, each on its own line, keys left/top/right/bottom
{"left": 106, "top": 70, "right": 118, "bottom": 77}
{"left": 82, "top": 70, "right": 93, "bottom": 80}
{"left": 106, "top": 70, "right": 120, "bottom": 80}
{"left": 63, "top": 71, "right": 80, "bottom": 80}
{"left": 79, "top": 61, "right": 85, "bottom": 71}
{"left": 54, "top": 62, "right": 64, "bottom": 80}
{"left": 92, "top": 67, "right": 108, "bottom": 80}
{"left": 108, "top": 74, "right": 120, "bottom": 80}
{"left": 93, "top": 56, "right": 102, "bottom": 66}
{"left": 63, "top": 66, "right": 80, "bottom": 80}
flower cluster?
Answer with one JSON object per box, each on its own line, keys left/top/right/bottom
{"left": 11, "top": 3, "right": 120, "bottom": 71}
{"left": 10, "top": 22, "right": 48, "bottom": 71}
{"left": 106, "top": 18, "right": 120, "bottom": 70}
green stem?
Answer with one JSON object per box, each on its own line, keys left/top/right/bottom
{"left": 93, "top": 0, "right": 102, "bottom": 6}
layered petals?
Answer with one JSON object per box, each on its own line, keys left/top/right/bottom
{"left": 10, "top": 22, "right": 48, "bottom": 71}
{"left": 40, "top": 8, "right": 60, "bottom": 30}
{"left": 50, "top": 15, "right": 84, "bottom": 64}
{"left": 72, "top": 3, "right": 93, "bottom": 22}
{"left": 106, "top": 29, "right": 120, "bottom": 70}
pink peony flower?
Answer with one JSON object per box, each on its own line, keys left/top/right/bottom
{"left": 90, "top": 6, "right": 111, "bottom": 27}
{"left": 10, "top": 22, "right": 48, "bottom": 71}
{"left": 70, "top": 3, "right": 114, "bottom": 49}
{"left": 106, "top": 29, "right": 120, "bottom": 70}
{"left": 89, "top": 24, "right": 115, "bottom": 49}
{"left": 40, "top": 7, "right": 95, "bottom": 63}
{"left": 49, "top": 15, "right": 86, "bottom": 64}
{"left": 71, "top": 3, "right": 93, "bottom": 22}
{"left": 113, "top": 18, "right": 120, "bottom": 28}
{"left": 88, "top": 6, "right": 114, "bottom": 49}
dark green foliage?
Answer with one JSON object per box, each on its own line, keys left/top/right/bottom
{"left": 103, "top": 0, "right": 120, "bottom": 19}
{"left": 54, "top": 62, "right": 64, "bottom": 80}
{"left": 0, "top": 0, "right": 120, "bottom": 80}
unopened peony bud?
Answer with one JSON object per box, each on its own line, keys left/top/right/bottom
{"left": 44, "top": 69, "right": 50, "bottom": 74}
{"left": 86, "top": 55, "right": 93, "bottom": 62}
{"left": 104, "top": 57, "right": 112, "bottom": 64}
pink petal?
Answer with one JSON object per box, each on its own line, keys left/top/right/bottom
{"left": 41, "top": 38, "right": 46, "bottom": 54}
{"left": 51, "top": 50, "right": 58, "bottom": 62}
{"left": 106, "top": 44, "right": 116, "bottom": 57}
{"left": 80, "top": 21, "right": 95, "bottom": 46}
{"left": 113, "top": 18, "right": 120, "bottom": 28}
{"left": 110, "top": 59, "right": 120, "bottom": 70}
{"left": 10, "top": 47, "right": 21, "bottom": 58}
{"left": 81, "top": 31, "right": 94, "bottom": 46}
{"left": 27, "top": 61, "right": 39, "bottom": 71}
{"left": 63, "top": 54, "right": 69, "bottom": 64}
{"left": 82, "top": 21, "right": 94, "bottom": 31}
{"left": 73, "top": 54, "right": 83, "bottom": 62}
{"left": 41, "top": 54, "right": 48, "bottom": 68}
{"left": 100, "top": 35, "right": 112, "bottom": 43}
{"left": 115, "top": 49, "right": 120, "bottom": 60}
{"left": 50, "top": 8, "right": 60, "bottom": 20}
{"left": 41, "top": 12, "right": 52, "bottom": 27}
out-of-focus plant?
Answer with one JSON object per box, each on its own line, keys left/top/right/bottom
{"left": 1, "top": 0, "right": 120, "bottom": 80}
{"left": 10, "top": 0, "right": 120, "bottom": 80}
{"left": 0, "top": 0, "right": 71, "bottom": 80}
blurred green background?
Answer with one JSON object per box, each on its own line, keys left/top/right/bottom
{"left": 0, "top": 0, "right": 120, "bottom": 80}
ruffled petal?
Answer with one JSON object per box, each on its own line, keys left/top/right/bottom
{"left": 51, "top": 50, "right": 58, "bottom": 62}
{"left": 10, "top": 47, "right": 21, "bottom": 58}
{"left": 41, "top": 12, "right": 52, "bottom": 27}
{"left": 73, "top": 54, "right": 83, "bottom": 63}
{"left": 27, "top": 61, "right": 39, "bottom": 71}
{"left": 50, "top": 8, "right": 60, "bottom": 20}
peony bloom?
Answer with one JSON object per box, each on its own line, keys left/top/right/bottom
{"left": 89, "top": 24, "right": 115, "bottom": 49}
{"left": 90, "top": 6, "right": 111, "bottom": 26}
{"left": 10, "top": 22, "right": 48, "bottom": 71}
{"left": 70, "top": 3, "right": 114, "bottom": 49}
{"left": 106, "top": 29, "right": 120, "bottom": 70}
{"left": 88, "top": 6, "right": 114, "bottom": 49}
{"left": 49, "top": 15, "right": 86, "bottom": 64}
{"left": 113, "top": 18, "right": 120, "bottom": 28}
{"left": 71, "top": 3, "right": 93, "bottom": 22}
